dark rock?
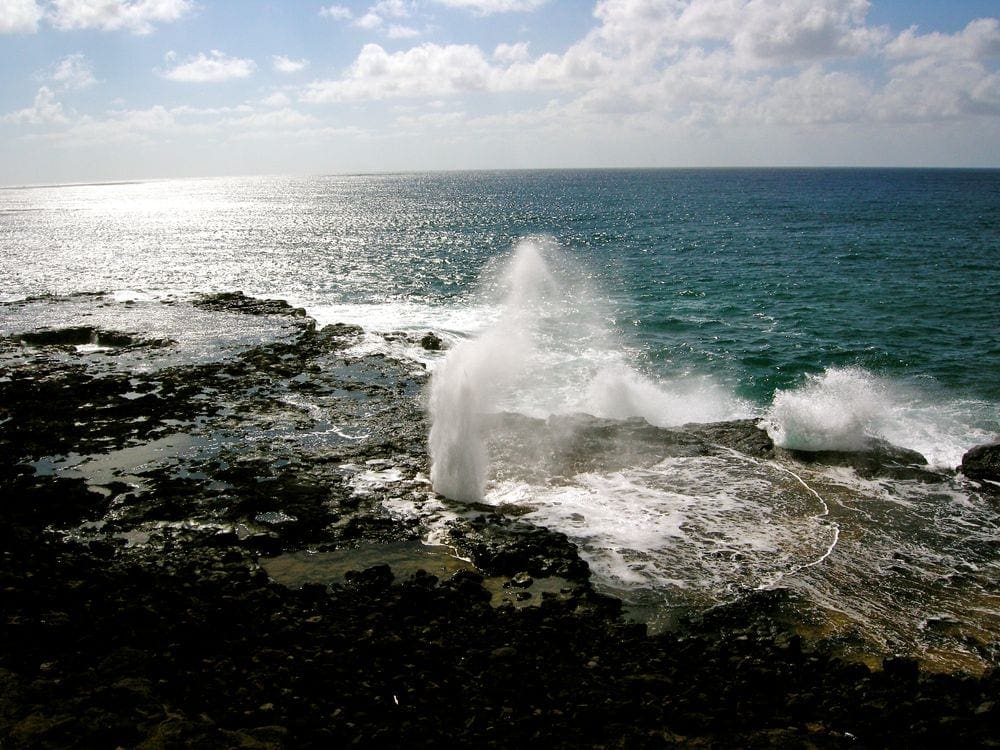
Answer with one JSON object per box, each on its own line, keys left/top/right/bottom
{"left": 2, "top": 292, "right": 997, "bottom": 750}
{"left": 447, "top": 515, "right": 590, "bottom": 581}
{"left": 491, "top": 646, "right": 518, "bottom": 660}
{"left": 193, "top": 291, "right": 307, "bottom": 318}
{"left": 344, "top": 564, "right": 395, "bottom": 590}
{"left": 419, "top": 332, "right": 443, "bottom": 351}
{"left": 781, "top": 438, "right": 933, "bottom": 480}
{"left": 510, "top": 572, "right": 534, "bottom": 588}
{"left": 19, "top": 326, "right": 106, "bottom": 347}
{"left": 882, "top": 656, "right": 920, "bottom": 682}
{"left": 961, "top": 441, "right": 1000, "bottom": 482}
{"left": 15, "top": 326, "right": 171, "bottom": 351}
{"left": 688, "top": 419, "right": 775, "bottom": 457}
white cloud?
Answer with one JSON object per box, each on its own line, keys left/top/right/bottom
{"left": 493, "top": 41, "right": 530, "bottom": 63}
{"left": 354, "top": 11, "right": 381, "bottom": 30}
{"left": 729, "top": 0, "right": 885, "bottom": 64}
{"left": 318, "top": 4, "right": 351, "bottom": 20}
{"left": 50, "top": 53, "right": 97, "bottom": 90}
{"left": 875, "top": 57, "right": 1000, "bottom": 121}
{"left": 885, "top": 18, "right": 1000, "bottom": 61}
{"left": 394, "top": 109, "right": 467, "bottom": 128}
{"left": 273, "top": 55, "right": 308, "bottom": 74}
{"left": 298, "top": 39, "right": 602, "bottom": 105}
{"left": 1, "top": 86, "right": 68, "bottom": 124}
{"left": 589, "top": 0, "right": 884, "bottom": 66}
{"left": 371, "top": 0, "right": 410, "bottom": 18}
{"left": 753, "top": 66, "right": 871, "bottom": 125}
{"left": 871, "top": 19, "right": 1000, "bottom": 121}
{"left": 23, "top": 105, "right": 178, "bottom": 147}
{"left": 261, "top": 91, "right": 292, "bottom": 107}
{"left": 161, "top": 50, "right": 257, "bottom": 83}
{"left": 348, "top": 0, "right": 416, "bottom": 32}
{"left": 387, "top": 23, "right": 419, "bottom": 38}
{"left": 301, "top": 42, "right": 495, "bottom": 102}
{"left": 297, "top": 0, "right": 1000, "bottom": 138}
{"left": 434, "top": 0, "right": 548, "bottom": 14}
{"left": 224, "top": 107, "right": 319, "bottom": 132}
{"left": 20, "top": 100, "right": 347, "bottom": 150}
{"left": 47, "top": 0, "right": 194, "bottom": 34}
{"left": 0, "top": 0, "right": 43, "bottom": 33}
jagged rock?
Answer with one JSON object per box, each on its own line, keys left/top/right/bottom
{"left": 193, "top": 291, "right": 307, "bottom": 318}
{"left": 447, "top": 514, "right": 590, "bottom": 581}
{"left": 420, "top": 332, "right": 443, "bottom": 351}
{"left": 19, "top": 326, "right": 116, "bottom": 347}
{"left": 689, "top": 418, "right": 775, "bottom": 457}
{"left": 961, "top": 442, "right": 1000, "bottom": 483}
{"left": 16, "top": 326, "right": 171, "bottom": 350}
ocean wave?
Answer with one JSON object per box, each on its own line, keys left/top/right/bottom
{"left": 761, "top": 367, "right": 995, "bottom": 468}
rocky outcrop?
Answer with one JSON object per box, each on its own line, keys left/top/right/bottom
{"left": 420, "top": 332, "right": 443, "bottom": 351}
{"left": 961, "top": 441, "right": 1000, "bottom": 483}
{"left": 193, "top": 290, "right": 308, "bottom": 318}
{"left": 779, "top": 438, "right": 935, "bottom": 481}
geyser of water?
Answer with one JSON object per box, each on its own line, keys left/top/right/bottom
{"left": 428, "top": 236, "right": 751, "bottom": 501}
{"left": 428, "top": 237, "right": 555, "bottom": 501}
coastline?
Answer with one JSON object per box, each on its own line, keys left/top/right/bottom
{"left": 1, "top": 292, "right": 997, "bottom": 748}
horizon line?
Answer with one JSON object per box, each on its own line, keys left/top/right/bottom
{"left": 4, "top": 164, "right": 1000, "bottom": 190}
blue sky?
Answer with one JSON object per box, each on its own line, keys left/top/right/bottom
{"left": 1, "top": 0, "right": 998, "bottom": 184}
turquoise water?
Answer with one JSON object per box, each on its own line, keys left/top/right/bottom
{"left": 3, "top": 169, "right": 997, "bottom": 403}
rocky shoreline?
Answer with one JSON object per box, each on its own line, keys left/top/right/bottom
{"left": 2, "top": 293, "right": 997, "bottom": 748}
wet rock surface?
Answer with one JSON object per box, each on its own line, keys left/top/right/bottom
{"left": 780, "top": 438, "right": 936, "bottom": 481}
{"left": 1, "top": 295, "right": 997, "bottom": 748}
{"left": 961, "top": 441, "right": 1000, "bottom": 484}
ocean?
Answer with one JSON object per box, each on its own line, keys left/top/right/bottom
{"left": 2, "top": 168, "right": 998, "bottom": 669}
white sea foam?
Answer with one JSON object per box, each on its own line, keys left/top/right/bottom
{"left": 484, "top": 454, "right": 836, "bottom": 596}
{"left": 762, "top": 367, "right": 994, "bottom": 468}
{"left": 303, "top": 300, "right": 493, "bottom": 367}
{"left": 427, "top": 237, "right": 749, "bottom": 501}
{"left": 307, "top": 300, "right": 494, "bottom": 341}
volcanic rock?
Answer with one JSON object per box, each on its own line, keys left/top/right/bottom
{"left": 961, "top": 441, "right": 1000, "bottom": 483}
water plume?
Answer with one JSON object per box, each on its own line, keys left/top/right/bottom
{"left": 428, "top": 235, "right": 751, "bottom": 501}
{"left": 428, "top": 237, "right": 554, "bottom": 501}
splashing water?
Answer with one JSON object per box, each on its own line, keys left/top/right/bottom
{"left": 428, "top": 237, "right": 553, "bottom": 501}
{"left": 585, "top": 365, "right": 750, "bottom": 427}
{"left": 428, "top": 237, "right": 748, "bottom": 501}
{"left": 761, "top": 367, "right": 996, "bottom": 468}
{"left": 763, "top": 367, "right": 888, "bottom": 452}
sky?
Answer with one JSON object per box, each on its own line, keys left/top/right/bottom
{"left": 1, "top": 0, "right": 998, "bottom": 184}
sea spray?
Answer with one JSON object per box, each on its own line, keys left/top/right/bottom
{"left": 584, "top": 365, "right": 750, "bottom": 426}
{"left": 760, "top": 366, "right": 995, "bottom": 467}
{"left": 762, "top": 367, "right": 887, "bottom": 452}
{"left": 428, "top": 235, "right": 752, "bottom": 500}
{"left": 428, "top": 237, "right": 554, "bottom": 501}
